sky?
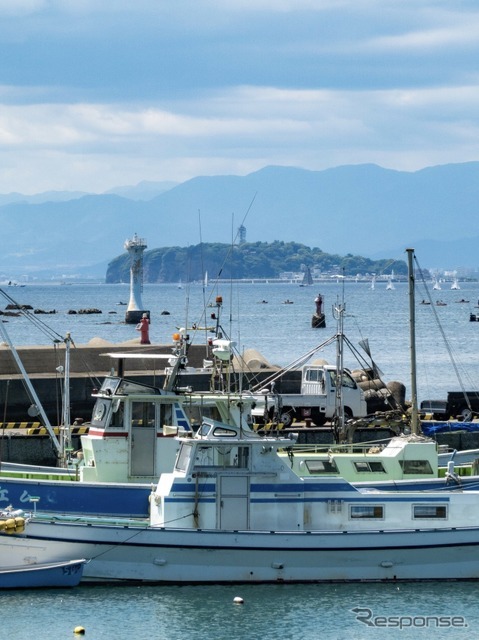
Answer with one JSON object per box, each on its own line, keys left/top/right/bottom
{"left": 1, "top": 0, "right": 479, "bottom": 194}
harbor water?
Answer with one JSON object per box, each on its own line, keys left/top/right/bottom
{"left": 1, "top": 581, "right": 476, "bottom": 639}
{"left": 2, "top": 279, "right": 479, "bottom": 637}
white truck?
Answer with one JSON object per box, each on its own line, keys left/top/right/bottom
{"left": 252, "top": 363, "right": 368, "bottom": 428}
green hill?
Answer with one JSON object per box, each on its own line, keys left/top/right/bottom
{"left": 106, "top": 241, "right": 407, "bottom": 283}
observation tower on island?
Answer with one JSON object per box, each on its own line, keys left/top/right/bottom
{"left": 124, "top": 233, "right": 150, "bottom": 324}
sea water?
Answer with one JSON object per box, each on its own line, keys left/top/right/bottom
{"left": 2, "top": 281, "right": 479, "bottom": 636}
{"left": 1, "top": 581, "right": 476, "bottom": 639}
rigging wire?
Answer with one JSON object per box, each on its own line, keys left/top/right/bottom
{"left": 414, "top": 255, "right": 474, "bottom": 410}
{"left": 0, "top": 288, "right": 103, "bottom": 391}
{"left": 185, "top": 194, "right": 258, "bottom": 356}
{"left": 0, "top": 288, "right": 65, "bottom": 343}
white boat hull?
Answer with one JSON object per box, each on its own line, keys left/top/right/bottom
{"left": 6, "top": 520, "right": 479, "bottom": 583}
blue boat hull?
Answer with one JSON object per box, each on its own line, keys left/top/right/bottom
{"left": 0, "top": 559, "right": 86, "bottom": 589}
{"left": 0, "top": 477, "right": 152, "bottom": 517}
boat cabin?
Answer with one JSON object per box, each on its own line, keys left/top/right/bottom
{"left": 150, "top": 418, "right": 478, "bottom": 534}
{"left": 283, "top": 436, "right": 440, "bottom": 481}
{"left": 80, "top": 377, "right": 191, "bottom": 483}
{"left": 80, "top": 376, "right": 257, "bottom": 484}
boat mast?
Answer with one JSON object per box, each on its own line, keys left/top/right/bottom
{"left": 59, "top": 333, "right": 72, "bottom": 464}
{"left": 406, "top": 248, "right": 419, "bottom": 434}
{"left": 332, "top": 292, "right": 345, "bottom": 443}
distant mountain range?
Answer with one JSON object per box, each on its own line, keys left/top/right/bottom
{"left": 1, "top": 163, "right": 478, "bottom": 280}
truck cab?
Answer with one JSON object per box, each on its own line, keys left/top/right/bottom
{"left": 252, "top": 364, "right": 367, "bottom": 428}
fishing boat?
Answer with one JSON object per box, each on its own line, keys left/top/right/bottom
{"left": 0, "top": 559, "right": 86, "bottom": 589}
{"left": 0, "top": 507, "right": 85, "bottom": 588}
{"left": 6, "top": 417, "right": 479, "bottom": 583}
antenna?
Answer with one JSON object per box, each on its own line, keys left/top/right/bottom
{"left": 331, "top": 272, "right": 346, "bottom": 442}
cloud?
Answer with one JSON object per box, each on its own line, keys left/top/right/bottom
{"left": 1, "top": 1, "right": 479, "bottom": 192}
{"left": 1, "top": 78, "right": 479, "bottom": 193}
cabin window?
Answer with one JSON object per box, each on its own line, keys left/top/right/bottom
{"left": 349, "top": 505, "right": 384, "bottom": 519}
{"left": 399, "top": 460, "right": 433, "bottom": 475}
{"left": 186, "top": 405, "right": 223, "bottom": 426}
{"left": 303, "top": 459, "right": 338, "bottom": 474}
{"left": 110, "top": 402, "right": 124, "bottom": 428}
{"left": 197, "top": 423, "right": 213, "bottom": 438}
{"left": 100, "top": 377, "right": 121, "bottom": 395}
{"left": 353, "top": 461, "right": 386, "bottom": 473}
{"left": 193, "top": 445, "right": 250, "bottom": 469}
{"left": 131, "top": 401, "right": 155, "bottom": 427}
{"left": 413, "top": 504, "right": 448, "bottom": 519}
{"left": 212, "top": 426, "right": 237, "bottom": 438}
{"left": 305, "top": 369, "right": 323, "bottom": 383}
{"left": 176, "top": 443, "right": 192, "bottom": 472}
{"left": 195, "top": 445, "right": 215, "bottom": 466}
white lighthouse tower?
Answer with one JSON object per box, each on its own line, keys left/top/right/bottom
{"left": 124, "top": 233, "right": 149, "bottom": 324}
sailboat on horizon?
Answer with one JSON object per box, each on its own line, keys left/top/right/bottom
{"left": 300, "top": 267, "right": 314, "bottom": 287}
{"left": 386, "top": 271, "right": 395, "bottom": 290}
{"left": 451, "top": 273, "right": 460, "bottom": 290}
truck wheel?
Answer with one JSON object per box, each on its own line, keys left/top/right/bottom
{"left": 279, "top": 409, "right": 293, "bottom": 428}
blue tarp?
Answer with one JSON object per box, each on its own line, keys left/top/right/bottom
{"left": 421, "top": 421, "right": 479, "bottom": 435}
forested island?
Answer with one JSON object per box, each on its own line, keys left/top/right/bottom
{"left": 105, "top": 241, "right": 407, "bottom": 284}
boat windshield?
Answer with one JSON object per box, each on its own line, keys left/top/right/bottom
{"left": 175, "top": 443, "right": 193, "bottom": 472}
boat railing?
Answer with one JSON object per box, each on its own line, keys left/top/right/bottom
{"left": 283, "top": 440, "right": 396, "bottom": 456}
